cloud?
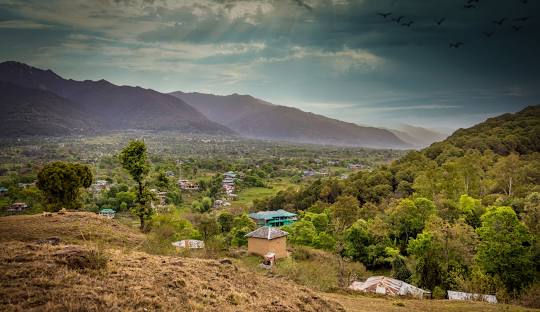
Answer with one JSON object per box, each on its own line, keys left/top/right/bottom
{"left": 0, "top": 19, "right": 51, "bottom": 29}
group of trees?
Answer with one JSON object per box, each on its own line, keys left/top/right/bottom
{"left": 256, "top": 107, "right": 540, "bottom": 297}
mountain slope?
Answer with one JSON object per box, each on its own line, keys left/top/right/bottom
{"left": 0, "top": 61, "right": 234, "bottom": 135}
{"left": 171, "top": 91, "right": 409, "bottom": 149}
{"left": 389, "top": 125, "right": 447, "bottom": 148}
{"left": 425, "top": 105, "right": 540, "bottom": 157}
{"left": 0, "top": 82, "right": 99, "bottom": 136}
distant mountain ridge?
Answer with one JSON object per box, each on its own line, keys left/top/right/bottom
{"left": 0, "top": 61, "right": 233, "bottom": 136}
{"left": 388, "top": 125, "right": 448, "bottom": 148}
{"left": 171, "top": 91, "right": 410, "bottom": 149}
{"left": 0, "top": 81, "right": 98, "bottom": 136}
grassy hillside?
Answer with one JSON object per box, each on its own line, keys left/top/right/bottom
{"left": 0, "top": 212, "right": 343, "bottom": 312}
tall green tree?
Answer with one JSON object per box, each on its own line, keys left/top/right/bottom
{"left": 37, "top": 162, "right": 92, "bottom": 211}
{"left": 119, "top": 140, "right": 152, "bottom": 231}
{"left": 388, "top": 197, "right": 436, "bottom": 248}
{"left": 475, "top": 206, "right": 534, "bottom": 292}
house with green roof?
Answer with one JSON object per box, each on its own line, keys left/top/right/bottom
{"left": 99, "top": 208, "right": 116, "bottom": 219}
{"left": 248, "top": 209, "right": 297, "bottom": 227}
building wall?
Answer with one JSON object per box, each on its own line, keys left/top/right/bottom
{"left": 247, "top": 236, "right": 288, "bottom": 259}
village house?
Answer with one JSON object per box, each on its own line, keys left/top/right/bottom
{"left": 98, "top": 208, "right": 115, "bottom": 219}
{"left": 249, "top": 209, "right": 297, "bottom": 227}
{"left": 178, "top": 179, "right": 200, "bottom": 191}
{"left": 6, "top": 202, "right": 28, "bottom": 213}
{"left": 91, "top": 180, "right": 110, "bottom": 193}
{"left": 0, "top": 187, "right": 8, "bottom": 196}
{"left": 348, "top": 163, "right": 365, "bottom": 170}
{"left": 165, "top": 170, "right": 175, "bottom": 177}
{"left": 223, "top": 171, "right": 236, "bottom": 179}
{"left": 245, "top": 226, "right": 289, "bottom": 259}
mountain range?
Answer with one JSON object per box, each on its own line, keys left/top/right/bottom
{"left": 0, "top": 61, "right": 423, "bottom": 148}
{"left": 170, "top": 91, "right": 409, "bottom": 149}
{"left": 0, "top": 61, "right": 231, "bottom": 136}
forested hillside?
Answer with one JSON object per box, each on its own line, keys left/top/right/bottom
{"left": 254, "top": 106, "right": 540, "bottom": 301}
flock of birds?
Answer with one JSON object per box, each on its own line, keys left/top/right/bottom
{"left": 376, "top": 0, "right": 533, "bottom": 48}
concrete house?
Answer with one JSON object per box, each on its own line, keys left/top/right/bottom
{"left": 245, "top": 226, "right": 289, "bottom": 259}
{"left": 249, "top": 209, "right": 297, "bottom": 227}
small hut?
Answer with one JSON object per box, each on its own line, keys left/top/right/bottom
{"left": 245, "top": 226, "right": 288, "bottom": 259}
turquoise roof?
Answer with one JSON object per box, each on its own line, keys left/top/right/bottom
{"left": 100, "top": 208, "right": 116, "bottom": 213}
{"left": 249, "top": 209, "right": 297, "bottom": 220}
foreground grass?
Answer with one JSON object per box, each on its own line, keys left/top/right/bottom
{"left": 323, "top": 292, "right": 537, "bottom": 312}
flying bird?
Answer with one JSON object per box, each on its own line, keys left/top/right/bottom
{"left": 492, "top": 18, "right": 507, "bottom": 26}
{"left": 513, "top": 25, "right": 524, "bottom": 31}
{"left": 449, "top": 42, "right": 465, "bottom": 48}
{"left": 513, "top": 16, "right": 532, "bottom": 22}
{"left": 464, "top": 4, "right": 476, "bottom": 9}
{"left": 392, "top": 16, "right": 405, "bottom": 23}
{"left": 483, "top": 31, "right": 494, "bottom": 37}
{"left": 467, "top": 0, "right": 480, "bottom": 3}
{"left": 402, "top": 21, "right": 414, "bottom": 27}
{"left": 521, "top": 0, "right": 528, "bottom": 4}
{"left": 436, "top": 18, "right": 446, "bottom": 26}
{"left": 377, "top": 12, "right": 392, "bottom": 18}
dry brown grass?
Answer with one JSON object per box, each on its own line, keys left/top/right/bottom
{"left": 0, "top": 212, "right": 145, "bottom": 249}
{"left": 323, "top": 292, "right": 538, "bottom": 312}
{"left": 0, "top": 212, "right": 344, "bottom": 312}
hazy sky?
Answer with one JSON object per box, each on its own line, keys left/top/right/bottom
{"left": 1, "top": 0, "right": 539, "bottom": 131}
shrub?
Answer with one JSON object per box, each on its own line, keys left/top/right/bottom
{"left": 521, "top": 283, "right": 540, "bottom": 308}
{"left": 432, "top": 286, "right": 446, "bottom": 299}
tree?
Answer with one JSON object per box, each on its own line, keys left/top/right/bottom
{"left": 217, "top": 212, "right": 235, "bottom": 233}
{"left": 230, "top": 214, "right": 257, "bottom": 246}
{"left": 344, "top": 219, "right": 370, "bottom": 262}
{"left": 490, "top": 154, "right": 522, "bottom": 196}
{"left": 388, "top": 197, "right": 436, "bottom": 249}
{"left": 200, "top": 197, "right": 213, "bottom": 213}
{"left": 330, "top": 195, "right": 360, "bottom": 231}
{"left": 119, "top": 140, "right": 152, "bottom": 231}
{"left": 37, "top": 161, "right": 92, "bottom": 211}
{"left": 286, "top": 219, "right": 317, "bottom": 246}
{"left": 408, "top": 232, "right": 443, "bottom": 290}
{"left": 384, "top": 247, "right": 411, "bottom": 282}
{"left": 475, "top": 206, "right": 534, "bottom": 292}
{"left": 196, "top": 214, "right": 219, "bottom": 241}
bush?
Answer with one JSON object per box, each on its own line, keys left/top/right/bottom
{"left": 432, "top": 286, "right": 446, "bottom": 299}
{"left": 521, "top": 283, "right": 540, "bottom": 308}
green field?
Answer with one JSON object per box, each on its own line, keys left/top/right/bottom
{"left": 233, "top": 178, "right": 298, "bottom": 209}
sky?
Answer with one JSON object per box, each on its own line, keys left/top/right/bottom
{"left": 0, "top": 0, "right": 539, "bottom": 132}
